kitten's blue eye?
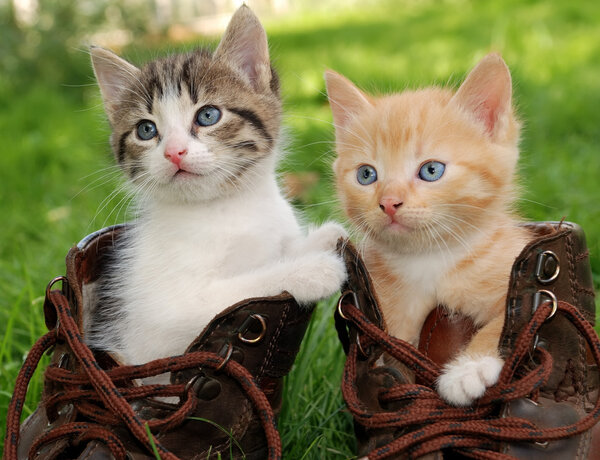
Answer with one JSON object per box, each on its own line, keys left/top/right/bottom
{"left": 136, "top": 120, "right": 157, "bottom": 141}
{"left": 196, "top": 106, "right": 222, "bottom": 126}
{"left": 357, "top": 165, "right": 378, "bottom": 185}
{"left": 418, "top": 161, "right": 445, "bottom": 182}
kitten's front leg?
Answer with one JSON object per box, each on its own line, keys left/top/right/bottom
{"left": 437, "top": 313, "right": 505, "bottom": 406}
{"left": 291, "top": 222, "right": 348, "bottom": 255}
{"left": 218, "top": 250, "right": 347, "bottom": 305}
{"left": 281, "top": 250, "right": 348, "bottom": 303}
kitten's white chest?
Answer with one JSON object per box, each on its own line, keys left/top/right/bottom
{"left": 132, "top": 211, "right": 281, "bottom": 278}
{"left": 115, "top": 185, "right": 299, "bottom": 364}
{"left": 384, "top": 249, "right": 456, "bottom": 292}
{"left": 373, "top": 247, "right": 461, "bottom": 343}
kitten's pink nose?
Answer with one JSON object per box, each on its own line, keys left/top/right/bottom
{"left": 164, "top": 148, "right": 187, "bottom": 167}
{"left": 379, "top": 197, "right": 403, "bottom": 217}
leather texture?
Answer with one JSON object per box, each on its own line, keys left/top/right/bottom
{"left": 17, "top": 225, "right": 315, "bottom": 459}
{"left": 499, "top": 222, "right": 598, "bottom": 459}
{"left": 336, "top": 222, "right": 599, "bottom": 459}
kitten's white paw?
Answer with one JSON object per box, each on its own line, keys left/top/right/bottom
{"left": 304, "top": 222, "right": 348, "bottom": 253}
{"left": 437, "top": 354, "right": 503, "bottom": 406}
{"left": 285, "top": 251, "right": 347, "bottom": 303}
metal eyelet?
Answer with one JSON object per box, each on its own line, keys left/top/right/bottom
{"left": 215, "top": 343, "right": 233, "bottom": 372}
{"left": 57, "top": 403, "right": 74, "bottom": 417}
{"left": 184, "top": 373, "right": 202, "bottom": 394}
{"left": 57, "top": 353, "right": 70, "bottom": 369}
{"left": 46, "top": 276, "right": 69, "bottom": 341}
{"left": 51, "top": 318, "right": 61, "bottom": 343}
{"left": 337, "top": 290, "right": 359, "bottom": 321}
{"left": 535, "top": 251, "right": 560, "bottom": 284}
{"left": 532, "top": 334, "right": 540, "bottom": 352}
{"left": 46, "top": 276, "right": 68, "bottom": 299}
{"left": 237, "top": 314, "right": 267, "bottom": 344}
{"left": 524, "top": 396, "right": 551, "bottom": 448}
{"left": 533, "top": 289, "right": 558, "bottom": 321}
{"left": 338, "top": 291, "right": 369, "bottom": 357}
{"left": 185, "top": 373, "right": 221, "bottom": 401}
{"left": 356, "top": 334, "right": 368, "bottom": 358}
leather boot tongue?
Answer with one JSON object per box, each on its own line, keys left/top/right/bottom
{"left": 418, "top": 307, "right": 477, "bottom": 367}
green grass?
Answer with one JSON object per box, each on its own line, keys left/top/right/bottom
{"left": 1, "top": 0, "right": 599, "bottom": 457}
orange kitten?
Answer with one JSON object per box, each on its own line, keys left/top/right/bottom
{"left": 326, "top": 54, "right": 532, "bottom": 406}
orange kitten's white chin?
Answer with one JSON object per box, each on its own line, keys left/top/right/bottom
{"left": 385, "top": 218, "right": 412, "bottom": 233}
{"left": 369, "top": 216, "right": 437, "bottom": 250}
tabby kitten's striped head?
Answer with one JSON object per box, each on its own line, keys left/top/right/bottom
{"left": 91, "top": 6, "right": 280, "bottom": 203}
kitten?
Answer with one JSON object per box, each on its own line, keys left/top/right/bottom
{"left": 86, "top": 6, "right": 347, "bottom": 366}
{"left": 326, "top": 54, "right": 532, "bottom": 406}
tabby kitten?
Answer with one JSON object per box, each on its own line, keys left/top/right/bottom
{"left": 326, "top": 54, "right": 532, "bottom": 406}
{"left": 86, "top": 6, "right": 347, "bottom": 366}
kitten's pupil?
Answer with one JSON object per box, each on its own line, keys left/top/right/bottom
{"left": 357, "top": 164, "right": 377, "bottom": 185}
{"left": 418, "top": 160, "right": 445, "bottom": 182}
{"left": 196, "top": 106, "right": 222, "bottom": 127}
{"left": 137, "top": 120, "right": 158, "bottom": 141}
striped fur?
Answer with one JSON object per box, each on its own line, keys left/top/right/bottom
{"left": 91, "top": 41, "right": 280, "bottom": 202}
{"left": 85, "top": 6, "right": 347, "bottom": 367}
{"left": 327, "top": 54, "right": 533, "bottom": 406}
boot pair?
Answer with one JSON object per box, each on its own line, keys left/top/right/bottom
{"left": 4, "top": 221, "right": 599, "bottom": 459}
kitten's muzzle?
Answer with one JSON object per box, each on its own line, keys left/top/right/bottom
{"left": 164, "top": 147, "right": 187, "bottom": 167}
{"left": 379, "top": 197, "right": 403, "bottom": 217}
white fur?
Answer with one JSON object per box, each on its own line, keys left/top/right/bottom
{"left": 87, "top": 92, "right": 348, "bottom": 364}
{"left": 88, "top": 9, "right": 348, "bottom": 367}
{"left": 372, "top": 240, "right": 464, "bottom": 345}
{"left": 437, "top": 354, "right": 504, "bottom": 406}
{"left": 91, "top": 170, "right": 347, "bottom": 365}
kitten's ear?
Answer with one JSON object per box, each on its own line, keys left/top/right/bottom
{"left": 90, "top": 46, "right": 141, "bottom": 123}
{"left": 214, "top": 5, "right": 271, "bottom": 92}
{"left": 325, "top": 70, "right": 373, "bottom": 134}
{"left": 452, "top": 53, "right": 515, "bottom": 142}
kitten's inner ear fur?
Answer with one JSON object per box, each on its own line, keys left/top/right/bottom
{"left": 451, "top": 53, "right": 514, "bottom": 143}
{"left": 325, "top": 70, "right": 373, "bottom": 134}
{"left": 214, "top": 5, "right": 271, "bottom": 92}
{"left": 90, "top": 46, "right": 141, "bottom": 124}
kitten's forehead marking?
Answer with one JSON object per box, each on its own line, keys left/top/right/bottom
{"left": 154, "top": 90, "right": 197, "bottom": 132}
{"left": 141, "top": 51, "right": 207, "bottom": 114}
{"left": 373, "top": 95, "right": 456, "bottom": 183}
{"left": 372, "top": 127, "right": 420, "bottom": 182}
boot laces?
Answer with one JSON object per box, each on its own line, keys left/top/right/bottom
{"left": 337, "top": 295, "right": 600, "bottom": 459}
{"left": 4, "top": 288, "right": 282, "bottom": 460}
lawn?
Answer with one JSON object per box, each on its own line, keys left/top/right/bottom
{"left": 1, "top": 0, "right": 599, "bottom": 457}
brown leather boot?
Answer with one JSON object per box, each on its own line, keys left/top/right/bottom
{"left": 335, "top": 221, "right": 600, "bottom": 459}
{"left": 4, "top": 225, "right": 315, "bottom": 460}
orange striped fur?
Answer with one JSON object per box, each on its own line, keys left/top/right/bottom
{"left": 326, "top": 54, "right": 532, "bottom": 405}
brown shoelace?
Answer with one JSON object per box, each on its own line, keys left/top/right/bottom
{"left": 4, "top": 288, "right": 282, "bottom": 460}
{"left": 337, "top": 295, "right": 600, "bottom": 459}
